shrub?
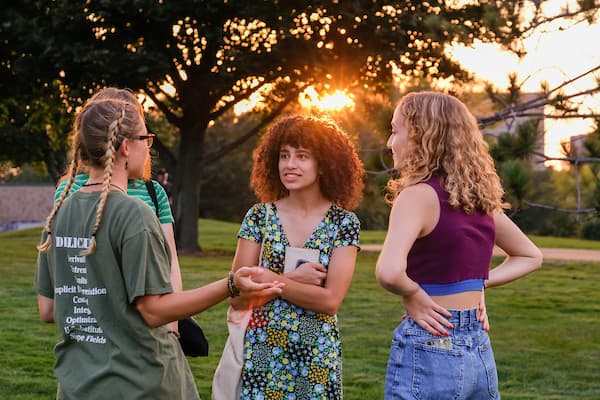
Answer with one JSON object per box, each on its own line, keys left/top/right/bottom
{"left": 580, "top": 218, "right": 600, "bottom": 240}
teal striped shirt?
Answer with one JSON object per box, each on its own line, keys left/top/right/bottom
{"left": 54, "top": 173, "right": 174, "bottom": 224}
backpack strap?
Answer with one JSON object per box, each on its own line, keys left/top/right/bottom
{"left": 145, "top": 180, "right": 160, "bottom": 218}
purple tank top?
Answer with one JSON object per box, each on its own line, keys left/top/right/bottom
{"left": 406, "top": 177, "right": 495, "bottom": 285}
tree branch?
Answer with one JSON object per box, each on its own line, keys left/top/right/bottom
{"left": 144, "top": 87, "right": 182, "bottom": 126}
{"left": 209, "top": 81, "right": 268, "bottom": 121}
{"left": 478, "top": 67, "right": 600, "bottom": 127}
{"left": 520, "top": 7, "right": 600, "bottom": 38}
{"left": 523, "top": 200, "right": 599, "bottom": 215}
{"left": 495, "top": 112, "right": 600, "bottom": 120}
{"left": 534, "top": 153, "right": 600, "bottom": 164}
{"left": 201, "top": 91, "right": 301, "bottom": 166}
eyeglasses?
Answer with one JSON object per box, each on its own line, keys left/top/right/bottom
{"left": 133, "top": 133, "right": 155, "bottom": 148}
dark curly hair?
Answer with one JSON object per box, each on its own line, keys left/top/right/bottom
{"left": 250, "top": 115, "right": 364, "bottom": 210}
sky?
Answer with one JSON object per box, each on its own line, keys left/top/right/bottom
{"left": 447, "top": 0, "right": 600, "bottom": 168}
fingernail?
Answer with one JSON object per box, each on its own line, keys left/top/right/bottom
{"left": 434, "top": 332, "right": 440, "bottom": 337}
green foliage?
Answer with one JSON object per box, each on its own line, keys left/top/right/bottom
{"left": 335, "top": 92, "right": 395, "bottom": 230}
{"left": 354, "top": 169, "right": 392, "bottom": 230}
{"left": 489, "top": 118, "right": 600, "bottom": 237}
{"left": 512, "top": 207, "right": 579, "bottom": 237}
{"left": 499, "top": 159, "right": 532, "bottom": 209}
{"left": 580, "top": 218, "right": 600, "bottom": 240}
{"left": 0, "top": 83, "right": 73, "bottom": 182}
{"left": 2, "top": 225, "right": 600, "bottom": 399}
{"left": 583, "top": 119, "right": 600, "bottom": 157}
{"left": 506, "top": 169, "right": 583, "bottom": 237}
{"left": 198, "top": 116, "right": 259, "bottom": 223}
{"left": 489, "top": 120, "right": 540, "bottom": 163}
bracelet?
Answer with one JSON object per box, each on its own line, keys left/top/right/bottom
{"left": 228, "top": 271, "right": 240, "bottom": 297}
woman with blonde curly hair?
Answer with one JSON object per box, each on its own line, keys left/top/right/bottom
{"left": 35, "top": 89, "right": 283, "bottom": 400}
{"left": 376, "top": 91, "right": 542, "bottom": 399}
{"left": 226, "top": 115, "right": 364, "bottom": 399}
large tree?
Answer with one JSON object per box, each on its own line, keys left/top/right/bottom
{"left": 2, "top": 0, "right": 597, "bottom": 252}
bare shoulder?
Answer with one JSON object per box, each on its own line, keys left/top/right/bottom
{"left": 394, "top": 182, "right": 438, "bottom": 209}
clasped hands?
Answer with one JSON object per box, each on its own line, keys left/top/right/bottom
{"left": 231, "top": 262, "right": 327, "bottom": 310}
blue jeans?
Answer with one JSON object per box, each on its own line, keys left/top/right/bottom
{"left": 385, "top": 308, "right": 500, "bottom": 400}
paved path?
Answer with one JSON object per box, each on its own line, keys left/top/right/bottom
{"left": 360, "top": 244, "right": 600, "bottom": 262}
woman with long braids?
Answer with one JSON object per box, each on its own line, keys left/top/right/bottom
{"left": 35, "top": 89, "right": 283, "bottom": 400}
{"left": 53, "top": 87, "right": 184, "bottom": 337}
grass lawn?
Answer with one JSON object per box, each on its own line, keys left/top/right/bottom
{"left": 1, "top": 221, "right": 599, "bottom": 399}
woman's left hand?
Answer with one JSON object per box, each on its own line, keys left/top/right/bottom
{"left": 286, "top": 262, "right": 327, "bottom": 286}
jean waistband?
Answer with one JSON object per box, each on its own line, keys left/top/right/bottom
{"left": 447, "top": 308, "right": 480, "bottom": 331}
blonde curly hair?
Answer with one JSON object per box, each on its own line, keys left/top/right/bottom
{"left": 386, "top": 91, "right": 508, "bottom": 214}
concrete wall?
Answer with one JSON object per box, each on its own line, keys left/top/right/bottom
{"left": 0, "top": 185, "right": 55, "bottom": 227}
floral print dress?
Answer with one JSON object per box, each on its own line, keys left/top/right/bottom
{"left": 237, "top": 203, "right": 360, "bottom": 400}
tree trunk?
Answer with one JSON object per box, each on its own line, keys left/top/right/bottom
{"left": 43, "top": 147, "right": 68, "bottom": 184}
{"left": 174, "top": 125, "right": 204, "bottom": 254}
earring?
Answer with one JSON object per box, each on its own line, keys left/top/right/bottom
{"left": 125, "top": 158, "right": 128, "bottom": 170}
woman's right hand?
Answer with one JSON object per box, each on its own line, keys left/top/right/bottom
{"left": 286, "top": 262, "right": 327, "bottom": 286}
{"left": 233, "top": 266, "right": 284, "bottom": 299}
{"left": 403, "top": 288, "right": 453, "bottom": 337}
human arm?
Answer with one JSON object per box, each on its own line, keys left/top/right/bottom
{"left": 229, "top": 238, "right": 328, "bottom": 310}
{"left": 375, "top": 184, "right": 453, "bottom": 336}
{"left": 37, "top": 294, "right": 54, "bottom": 323}
{"left": 35, "top": 238, "right": 55, "bottom": 323}
{"left": 134, "top": 266, "right": 283, "bottom": 328}
{"left": 485, "top": 212, "right": 543, "bottom": 289}
{"left": 160, "top": 222, "right": 182, "bottom": 333}
{"left": 244, "top": 245, "right": 357, "bottom": 315}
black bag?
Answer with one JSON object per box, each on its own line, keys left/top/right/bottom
{"left": 178, "top": 317, "right": 209, "bottom": 357}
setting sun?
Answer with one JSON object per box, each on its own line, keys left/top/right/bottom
{"left": 231, "top": 85, "right": 355, "bottom": 117}
{"left": 298, "top": 87, "right": 355, "bottom": 112}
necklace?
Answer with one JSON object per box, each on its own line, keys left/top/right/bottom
{"left": 82, "top": 182, "right": 127, "bottom": 193}
{"left": 110, "top": 184, "right": 127, "bottom": 193}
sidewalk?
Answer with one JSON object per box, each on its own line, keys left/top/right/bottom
{"left": 360, "top": 244, "right": 600, "bottom": 262}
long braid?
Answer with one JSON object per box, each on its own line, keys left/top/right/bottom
{"left": 37, "top": 151, "right": 81, "bottom": 252}
{"left": 82, "top": 109, "right": 124, "bottom": 255}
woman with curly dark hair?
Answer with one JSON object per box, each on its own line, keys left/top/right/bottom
{"left": 226, "top": 115, "right": 364, "bottom": 399}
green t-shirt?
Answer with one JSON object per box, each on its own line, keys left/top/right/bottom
{"left": 35, "top": 191, "right": 198, "bottom": 400}
{"left": 55, "top": 173, "right": 174, "bottom": 224}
